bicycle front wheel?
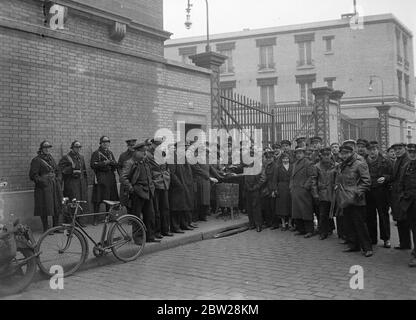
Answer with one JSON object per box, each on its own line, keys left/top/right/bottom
{"left": 36, "top": 226, "right": 88, "bottom": 277}
{"left": 108, "top": 215, "right": 146, "bottom": 262}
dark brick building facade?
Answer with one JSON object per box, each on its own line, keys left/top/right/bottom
{"left": 0, "top": 0, "right": 211, "bottom": 229}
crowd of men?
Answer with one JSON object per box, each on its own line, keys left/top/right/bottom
{"left": 28, "top": 135, "right": 416, "bottom": 267}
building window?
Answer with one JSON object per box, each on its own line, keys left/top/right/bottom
{"left": 397, "top": 70, "right": 403, "bottom": 101}
{"left": 323, "top": 36, "right": 334, "bottom": 53}
{"left": 295, "top": 33, "right": 314, "bottom": 68}
{"left": 257, "top": 77, "right": 277, "bottom": 106}
{"left": 298, "top": 41, "right": 313, "bottom": 67}
{"left": 396, "top": 29, "right": 402, "bottom": 64}
{"left": 404, "top": 75, "right": 410, "bottom": 101}
{"left": 256, "top": 38, "right": 276, "bottom": 70}
{"left": 324, "top": 77, "right": 336, "bottom": 89}
{"left": 219, "top": 49, "right": 234, "bottom": 74}
{"left": 216, "top": 42, "right": 235, "bottom": 74}
{"left": 178, "top": 46, "right": 197, "bottom": 65}
{"left": 260, "top": 85, "right": 275, "bottom": 106}
{"left": 296, "top": 74, "right": 316, "bottom": 106}
{"left": 259, "top": 46, "right": 275, "bottom": 70}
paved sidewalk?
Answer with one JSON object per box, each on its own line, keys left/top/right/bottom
{"left": 32, "top": 213, "right": 249, "bottom": 282}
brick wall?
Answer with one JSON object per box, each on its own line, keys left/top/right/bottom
{"left": 0, "top": 0, "right": 211, "bottom": 196}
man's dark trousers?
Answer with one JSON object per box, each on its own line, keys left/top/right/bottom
{"left": 153, "top": 189, "right": 170, "bottom": 235}
{"left": 366, "top": 188, "right": 391, "bottom": 244}
{"left": 343, "top": 205, "right": 372, "bottom": 251}
{"left": 131, "top": 194, "right": 155, "bottom": 240}
{"left": 318, "top": 201, "right": 331, "bottom": 236}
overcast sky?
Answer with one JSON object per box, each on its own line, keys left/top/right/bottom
{"left": 164, "top": 0, "right": 416, "bottom": 59}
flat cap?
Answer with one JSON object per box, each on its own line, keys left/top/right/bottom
{"left": 340, "top": 145, "right": 353, "bottom": 153}
{"left": 280, "top": 140, "right": 292, "bottom": 146}
{"left": 125, "top": 139, "right": 137, "bottom": 144}
{"left": 392, "top": 142, "right": 406, "bottom": 148}
{"left": 294, "top": 146, "right": 306, "bottom": 153}
{"left": 356, "top": 139, "right": 369, "bottom": 147}
{"left": 406, "top": 143, "right": 416, "bottom": 151}
{"left": 310, "top": 136, "right": 323, "bottom": 143}
{"left": 320, "top": 147, "right": 332, "bottom": 154}
{"left": 342, "top": 139, "right": 356, "bottom": 146}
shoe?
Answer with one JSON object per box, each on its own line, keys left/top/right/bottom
{"left": 146, "top": 238, "right": 161, "bottom": 243}
{"left": 181, "top": 226, "right": 192, "bottom": 231}
{"left": 92, "top": 218, "right": 99, "bottom": 226}
{"left": 263, "top": 224, "right": 272, "bottom": 229}
{"left": 256, "top": 226, "right": 262, "bottom": 232}
{"left": 189, "top": 224, "right": 199, "bottom": 228}
{"left": 383, "top": 240, "right": 391, "bottom": 249}
{"left": 409, "top": 257, "right": 416, "bottom": 268}
{"left": 77, "top": 221, "right": 87, "bottom": 228}
{"left": 328, "top": 231, "right": 334, "bottom": 236}
{"left": 172, "top": 229, "right": 185, "bottom": 234}
{"left": 289, "top": 226, "right": 296, "bottom": 232}
{"left": 295, "top": 231, "right": 306, "bottom": 236}
{"left": 270, "top": 225, "right": 279, "bottom": 230}
{"left": 340, "top": 240, "right": 349, "bottom": 245}
{"left": 162, "top": 232, "right": 174, "bottom": 237}
{"left": 304, "top": 233, "right": 314, "bottom": 239}
{"left": 155, "top": 234, "right": 163, "bottom": 239}
{"left": 343, "top": 247, "right": 360, "bottom": 253}
{"left": 395, "top": 246, "right": 411, "bottom": 250}
{"left": 199, "top": 218, "right": 208, "bottom": 222}
{"left": 319, "top": 234, "right": 328, "bottom": 240}
{"left": 248, "top": 225, "right": 256, "bottom": 230}
{"left": 281, "top": 226, "right": 288, "bottom": 231}
{"left": 364, "top": 251, "right": 373, "bottom": 258}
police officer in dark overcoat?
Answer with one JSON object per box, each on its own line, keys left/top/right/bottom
{"left": 90, "top": 136, "right": 119, "bottom": 225}
{"left": 398, "top": 143, "right": 416, "bottom": 267}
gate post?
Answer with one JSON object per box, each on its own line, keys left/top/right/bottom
{"left": 311, "top": 87, "right": 333, "bottom": 146}
{"left": 330, "top": 90, "right": 345, "bottom": 143}
{"left": 190, "top": 52, "right": 227, "bottom": 129}
{"left": 377, "top": 105, "right": 391, "bottom": 150}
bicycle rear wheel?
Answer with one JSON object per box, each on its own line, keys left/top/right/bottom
{"left": 108, "top": 215, "right": 146, "bottom": 262}
{"left": 36, "top": 226, "right": 88, "bottom": 277}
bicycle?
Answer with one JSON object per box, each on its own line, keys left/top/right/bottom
{"left": 36, "top": 198, "right": 146, "bottom": 277}
{"left": 0, "top": 180, "right": 40, "bottom": 296}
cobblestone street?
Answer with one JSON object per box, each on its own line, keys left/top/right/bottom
{"left": 5, "top": 225, "right": 416, "bottom": 300}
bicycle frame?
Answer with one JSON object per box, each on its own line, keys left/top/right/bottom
{"left": 63, "top": 202, "right": 131, "bottom": 253}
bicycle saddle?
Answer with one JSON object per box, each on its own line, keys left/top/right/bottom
{"left": 103, "top": 200, "right": 120, "bottom": 206}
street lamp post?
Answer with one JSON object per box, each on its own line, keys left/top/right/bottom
{"left": 185, "top": 0, "right": 211, "bottom": 52}
{"left": 369, "top": 75, "right": 384, "bottom": 105}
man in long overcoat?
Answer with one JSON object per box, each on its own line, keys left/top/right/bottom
{"left": 245, "top": 167, "right": 266, "bottom": 232}
{"left": 390, "top": 143, "right": 411, "bottom": 250}
{"left": 260, "top": 148, "right": 278, "bottom": 229}
{"left": 59, "top": 140, "right": 88, "bottom": 226}
{"left": 191, "top": 145, "right": 222, "bottom": 222}
{"left": 398, "top": 143, "right": 416, "bottom": 267}
{"left": 365, "top": 141, "right": 393, "bottom": 248}
{"left": 335, "top": 145, "right": 372, "bottom": 257}
{"left": 312, "top": 147, "right": 337, "bottom": 240}
{"left": 147, "top": 137, "right": 173, "bottom": 238}
{"left": 290, "top": 146, "right": 317, "bottom": 238}
{"left": 118, "top": 139, "right": 137, "bottom": 213}
{"left": 274, "top": 152, "right": 293, "bottom": 230}
{"left": 29, "top": 141, "right": 63, "bottom": 232}
{"left": 168, "top": 143, "right": 195, "bottom": 232}
{"left": 90, "top": 136, "right": 119, "bottom": 225}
